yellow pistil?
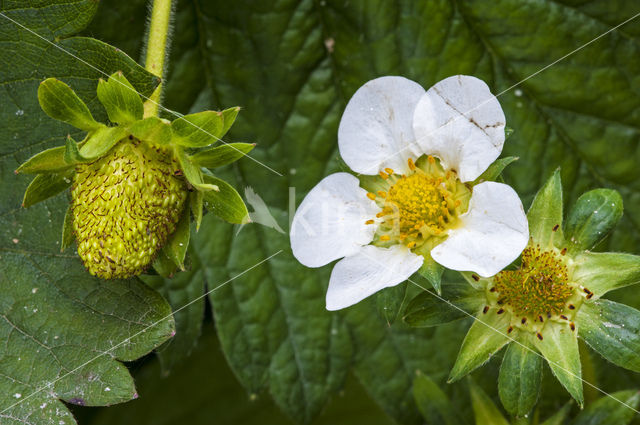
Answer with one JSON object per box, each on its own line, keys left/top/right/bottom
{"left": 492, "top": 245, "right": 574, "bottom": 319}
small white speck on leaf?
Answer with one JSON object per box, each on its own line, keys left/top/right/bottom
{"left": 14, "top": 393, "right": 21, "bottom": 398}
{"left": 15, "top": 109, "right": 24, "bottom": 116}
{"left": 32, "top": 288, "right": 38, "bottom": 294}
{"left": 12, "top": 238, "right": 18, "bottom": 244}
{"left": 514, "top": 89, "right": 523, "bottom": 97}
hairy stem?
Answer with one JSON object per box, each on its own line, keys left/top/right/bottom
{"left": 143, "top": 0, "right": 173, "bottom": 118}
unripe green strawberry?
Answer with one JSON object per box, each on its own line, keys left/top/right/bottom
{"left": 71, "top": 136, "right": 188, "bottom": 279}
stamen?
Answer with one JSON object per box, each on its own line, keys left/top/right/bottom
{"left": 379, "top": 171, "right": 389, "bottom": 179}
{"left": 366, "top": 192, "right": 376, "bottom": 200}
{"left": 384, "top": 168, "right": 394, "bottom": 175}
{"left": 407, "top": 158, "right": 416, "bottom": 171}
{"left": 365, "top": 219, "right": 375, "bottom": 225}
{"left": 427, "top": 156, "right": 435, "bottom": 164}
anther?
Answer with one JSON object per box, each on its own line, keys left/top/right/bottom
{"left": 406, "top": 241, "right": 417, "bottom": 249}
{"left": 538, "top": 315, "right": 544, "bottom": 323}
{"left": 366, "top": 192, "right": 376, "bottom": 200}
{"left": 384, "top": 168, "right": 394, "bottom": 175}
{"left": 471, "top": 274, "right": 480, "bottom": 281}
{"left": 380, "top": 235, "right": 390, "bottom": 241}
{"left": 482, "top": 306, "right": 489, "bottom": 314}
{"left": 507, "top": 326, "right": 513, "bottom": 334}
{"left": 561, "top": 248, "right": 567, "bottom": 255}
{"left": 365, "top": 219, "right": 375, "bottom": 225}
{"left": 521, "top": 317, "right": 527, "bottom": 325}
{"left": 536, "top": 333, "right": 543, "bottom": 341}
{"left": 568, "top": 304, "right": 575, "bottom": 310}
{"left": 560, "top": 315, "right": 568, "bottom": 320}
{"left": 497, "top": 308, "right": 505, "bottom": 315}
{"left": 570, "top": 322, "right": 576, "bottom": 331}
{"left": 379, "top": 171, "right": 389, "bottom": 179}
{"left": 552, "top": 224, "right": 559, "bottom": 232}
{"left": 427, "top": 156, "right": 435, "bottom": 164}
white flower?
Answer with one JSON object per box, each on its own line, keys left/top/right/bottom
{"left": 291, "top": 75, "right": 529, "bottom": 311}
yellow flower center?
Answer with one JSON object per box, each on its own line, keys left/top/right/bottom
{"left": 365, "top": 156, "right": 470, "bottom": 251}
{"left": 492, "top": 246, "right": 573, "bottom": 319}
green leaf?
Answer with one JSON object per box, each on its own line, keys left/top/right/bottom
{"left": 97, "top": 71, "right": 144, "bottom": 124}
{"left": 413, "top": 372, "right": 468, "bottom": 425}
{"left": 190, "top": 142, "right": 256, "bottom": 168}
{"left": 22, "top": 170, "right": 74, "bottom": 208}
{"left": 1, "top": 1, "right": 164, "bottom": 422}
{"left": 498, "top": 337, "right": 542, "bottom": 417}
{"left": 194, "top": 211, "right": 353, "bottom": 424}
{"left": 376, "top": 284, "right": 407, "bottom": 326}
{"left": 128, "top": 116, "right": 173, "bottom": 145}
{"left": 577, "top": 299, "right": 640, "bottom": 373}
{"left": 171, "top": 110, "right": 225, "bottom": 147}
{"left": 571, "top": 251, "right": 640, "bottom": 297}
{"left": 404, "top": 282, "right": 483, "bottom": 328}
{"left": 16, "top": 144, "right": 74, "bottom": 174}
{"left": 413, "top": 242, "right": 444, "bottom": 293}
{"left": 449, "top": 308, "right": 511, "bottom": 382}
{"left": 79, "top": 125, "right": 128, "bottom": 159}
{"left": 202, "top": 174, "right": 250, "bottom": 224}
{"left": 152, "top": 247, "right": 178, "bottom": 278}
{"left": 163, "top": 204, "right": 191, "bottom": 270}
{"left": 540, "top": 402, "right": 572, "bottom": 425}
{"left": 38, "top": 78, "right": 101, "bottom": 131}
{"left": 533, "top": 323, "right": 583, "bottom": 406}
{"left": 469, "top": 378, "right": 510, "bottom": 425}
{"left": 141, "top": 247, "right": 205, "bottom": 373}
{"left": 175, "top": 148, "right": 219, "bottom": 191}
{"left": 474, "top": 156, "right": 518, "bottom": 184}
{"left": 527, "top": 169, "right": 563, "bottom": 249}
{"left": 571, "top": 390, "right": 640, "bottom": 425}
{"left": 564, "top": 189, "right": 623, "bottom": 253}
{"left": 86, "top": 325, "right": 393, "bottom": 425}
{"left": 61, "top": 204, "right": 74, "bottom": 252}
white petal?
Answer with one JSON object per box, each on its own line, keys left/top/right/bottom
{"left": 413, "top": 75, "right": 506, "bottom": 182}
{"left": 431, "top": 182, "right": 528, "bottom": 277}
{"left": 290, "top": 173, "right": 380, "bottom": 268}
{"left": 338, "top": 76, "right": 425, "bottom": 175}
{"left": 326, "top": 245, "right": 423, "bottom": 311}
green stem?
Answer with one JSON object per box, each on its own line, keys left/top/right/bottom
{"left": 143, "top": 0, "right": 173, "bottom": 118}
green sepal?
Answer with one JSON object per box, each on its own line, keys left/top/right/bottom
{"left": 64, "top": 135, "right": 92, "bottom": 164}
{"left": 79, "top": 126, "right": 127, "bottom": 159}
{"left": 469, "top": 378, "right": 510, "bottom": 425}
{"left": 220, "top": 106, "right": 240, "bottom": 136}
{"left": 376, "top": 284, "right": 406, "bottom": 326}
{"left": 171, "top": 111, "right": 225, "bottom": 147}
{"left": 474, "top": 156, "right": 518, "bottom": 184}
{"left": 190, "top": 143, "right": 256, "bottom": 168}
{"left": 189, "top": 190, "right": 204, "bottom": 232}
{"left": 61, "top": 204, "right": 74, "bottom": 252}
{"left": 448, "top": 307, "right": 511, "bottom": 382}
{"left": 528, "top": 169, "right": 563, "bottom": 249}
{"left": 152, "top": 247, "right": 178, "bottom": 278}
{"left": 202, "top": 174, "right": 250, "bottom": 224}
{"left": 175, "top": 148, "right": 218, "bottom": 191}
{"left": 413, "top": 243, "right": 444, "bottom": 293}
{"left": 578, "top": 299, "right": 640, "bottom": 372}
{"left": 498, "top": 336, "right": 542, "bottom": 417}
{"left": 128, "top": 117, "right": 172, "bottom": 145}
{"left": 97, "top": 71, "right": 144, "bottom": 125}
{"left": 163, "top": 205, "right": 191, "bottom": 271}
{"left": 404, "top": 282, "right": 482, "bottom": 327}
{"left": 16, "top": 144, "right": 72, "bottom": 174}
{"left": 571, "top": 390, "right": 640, "bottom": 425}
{"left": 571, "top": 251, "right": 640, "bottom": 297}
{"left": 564, "top": 188, "right": 623, "bottom": 253}
{"left": 539, "top": 402, "right": 572, "bottom": 425}
{"left": 37, "top": 78, "right": 101, "bottom": 131}
{"left": 533, "top": 322, "right": 583, "bottom": 406}
{"left": 22, "top": 170, "right": 74, "bottom": 208}
{"left": 413, "top": 372, "right": 468, "bottom": 425}
{"left": 527, "top": 169, "right": 563, "bottom": 249}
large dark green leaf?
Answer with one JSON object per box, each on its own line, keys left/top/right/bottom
{"left": 82, "top": 0, "right": 640, "bottom": 423}
{"left": 0, "top": 1, "right": 170, "bottom": 422}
